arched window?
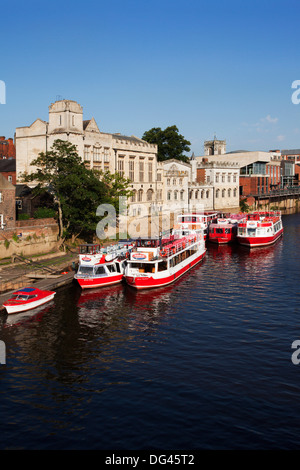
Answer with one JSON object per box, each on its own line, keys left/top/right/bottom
{"left": 138, "top": 189, "right": 143, "bottom": 202}
{"left": 222, "top": 189, "right": 226, "bottom": 197}
{"left": 167, "top": 178, "right": 170, "bottom": 186}
{"left": 201, "top": 190, "right": 205, "bottom": 199}
{"left": 167, "top": 191, "right": 171, "bottom": 201}
{"left": 206, "top": 190, "right": 210, "bottom": 198}
{"left": 228, "top": 188, "right": 231, "bottom": 197}
{"left": 216, "top": 189, "right": 220, "bottom": 198}
{"left": 147, "top": 189, "right": 153, "bottom": 201}
{"left": 131, "top": 190, "right": 136, "bottom": 203}
{"left": 174, "top": 191, "right": 178, "bottom": 200}
{"left": 233, "top": 188, "right": 237, "bottom": 197}
{"left": 180, "top": 190, "right": 184, "bottom": 201}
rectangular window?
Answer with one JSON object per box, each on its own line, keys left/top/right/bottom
{"left": 84, "top": 146, "right": 90, "bottom": 161}
{"left": 118, "top": 159, "right": 124, "bottom": 177}
{"left": 148, "top": 162, "right": 153, "bottom": 182}
{"left": 139, "top": 161, "right": 144, "bottom": 182}
{"left": 104, "top": 148, "right": 110, "bottom": 162}
{"left": 129, "top": 161, "right": 135, "bottom": 182}
{"left": 93, "top": 147, "right": 101, "bottom": 161}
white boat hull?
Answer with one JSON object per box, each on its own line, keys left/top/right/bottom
{"left": 4, "top": 293, "right": 56, "bottom": 314}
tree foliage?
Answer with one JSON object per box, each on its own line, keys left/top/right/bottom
{"left": 21, "top": 139, "right": 130, "bottom": 242}
{"left": 142, "top": 125, "right": 191, "bottom": 163}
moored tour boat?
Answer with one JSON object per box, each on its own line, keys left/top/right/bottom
{"left": 174, "top": 211, "right": 217, "bottom": 240}
{"left": 3, "top": 287, "right": 56, "bottom": 314}
{"left": 74, "top": 242, "right": 133, "bottom": 289}
{"left": 236, "top": 211, "right": 283, "bottom": 247}
{"left": 124, "top": 231, "right": 206, "bottom": 290}
{"left": 208, "top": 213, "right": 245, "bottom": 244}
{"left": 208, "top": 218, "right": 238, "bottom": 244}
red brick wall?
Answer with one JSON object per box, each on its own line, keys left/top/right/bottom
{"left": 0, "top": 137, "right": 15, "bottom": 159}
{"left": 2, "top": 171, "right": 16, "bottom": 185}
{"left": 196, "top": 168, "right": 206, "bottom": 183}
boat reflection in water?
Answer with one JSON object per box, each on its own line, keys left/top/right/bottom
{"left": 77, "top": 258, "right": 205, "bottom": 332}
{"left": 3, "top": 304, "right": 53, "bottom": 328}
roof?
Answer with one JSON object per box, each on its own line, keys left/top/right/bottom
{"left": 112, "top": 134, "right": 146, "bottom": 143}
{"left": 281, "top": 149, "right": 300, "bottom": 155}
{"left": 83, "top": 120, "right": 91, "bottom": 130}
{"left": 0, "top": 158, "right": 16, "bottom": 172}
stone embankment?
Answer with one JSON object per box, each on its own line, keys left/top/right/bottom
{"left": 0, "top": 251, "right": 78, "bottom": 311}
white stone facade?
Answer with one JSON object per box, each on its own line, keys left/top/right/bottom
{"left": 15, "top": 100, "right": 158, "bottom": 214}
{"left": 15, "top": 100, "right": 240, "bottom": 226}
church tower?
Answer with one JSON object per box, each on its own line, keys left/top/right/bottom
{"left": 204, "top": 136, "right": 226, "bottom": 156}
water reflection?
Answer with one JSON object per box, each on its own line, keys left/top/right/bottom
{"left": 3, "top": 303, "right": 54, "bottom": 328}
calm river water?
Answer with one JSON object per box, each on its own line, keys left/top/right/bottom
{"left": 1, "top": 213, "right": 300, "bottom": 450}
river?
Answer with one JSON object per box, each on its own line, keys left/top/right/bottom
{"left": 0, "top": 213, "right": 300, "bottom": 450}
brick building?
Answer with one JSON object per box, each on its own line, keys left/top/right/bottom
{"left": 0, "top": 136, "right": 15, "bottom": 159}
{"left": 0, "top": 159, "right": 16, "bottom": 184}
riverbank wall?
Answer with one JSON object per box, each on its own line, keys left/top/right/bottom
{"left": 0, "top": 218, "right": 60, "bottom": 259}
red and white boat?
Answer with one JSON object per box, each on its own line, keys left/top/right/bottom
{"left": 124, "top": 232, "right": 206, "bottom": 290}
{"left": 3, "top": 287, "right": 56, "bottom": 314}
{"left": 208, "top": 213, "right": 245, "bottom": 244}
{"left": 236, "top": 211, "right": 283, "bottom": 247}
{"left": 174, "top": 212, "right": 217, "bottom": 240}
{"left": 74, "top": 242, "right": 133, "bottom": 289}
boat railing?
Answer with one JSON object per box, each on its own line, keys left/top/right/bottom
{"left": 159, "top": 235, "right": 198, "bottom": 258}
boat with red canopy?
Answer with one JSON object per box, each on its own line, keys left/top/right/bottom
{"left": 3, "top": 287, "right": 56, "bottom": 314}
{"left": 236, "top": 211, "right": 283, "bottom": 247}
{"left": 124, "top": 231, "right": 206, "bottom": 290}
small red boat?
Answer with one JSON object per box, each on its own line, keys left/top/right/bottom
{"left": 3, "top": 287, "right": 56, "bottom": 314}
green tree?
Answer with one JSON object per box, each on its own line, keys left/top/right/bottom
{"left": 142, "top": 125, "right": 191, "bottom": 163}
{"left": 22, "top": 140, "right": 112, "bottom": 243}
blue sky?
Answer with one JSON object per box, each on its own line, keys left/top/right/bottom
{"left": 1, "top": 0, "right": 300, "bottom": 155}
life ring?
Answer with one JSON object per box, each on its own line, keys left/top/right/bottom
{"left": 126, "top": 251, "right": 130, "bottom": 259}
{"left": 160, "top": 250, "right": 167, "bottom": 257}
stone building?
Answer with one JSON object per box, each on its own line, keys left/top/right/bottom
{"left": 194, "top": 158, "right": 240, "bottom": 210}
{"left": 15, "top": 99, "right": 158, "bottom": 215}
{"left": 204, "top": 137, "right": 226, "bottom": 156}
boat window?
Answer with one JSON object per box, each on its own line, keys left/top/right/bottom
{"left": 107, "top": 264, "right": 116, "bottom": 273}
{"left": 78, "top": 266, "right": 94, "bottom": 274}
{"left": 247, "top": 228, "right": 256, "bottom": 236}
{"left": 130, "top": 262, "right": 155, "bottom": 273}
{"left": 157, "top": 260, "right": 168, "bottom": 272}
{"left": 115, "top": 263, "right": 121, "bottom": 273}
{"left": 225, "top": 228, "right": 231, "bottom": 234}
{"left": 17, "top": 295, "right": 29, "bottom": 300}
{"left": 216, "top": 228, "right": 223, "bottom": 234}
{"left": 95, "top": 266, "right": 106, "bottom": 275}
{"left": 28, "top": 295, "right": 37, "bottom": 299}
